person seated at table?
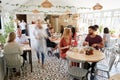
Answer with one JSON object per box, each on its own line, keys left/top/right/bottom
{"left": 4, "top": 32, "right": 23, "bottom": 74}
{"left": 71, "top": 27, "right": 78, "bottom": 47}
{"left": 46, "top": 24, "right": 58, "bottom": 51}
{"left": 60, "top": 28, "right": 72, "bottom": 59}
{"left": 67, "top": 25, "right": 78, "bottom": 46}
{"left": 49, "top": 27, "right": 58, "bottom": 41}
{"left": 16, "top": 28, "right": 29, "bottom": 61}
{"left": 83, "top": 25, "right": 104, "bottom": 73}
{"left": 103, "top": 27, "right": 110, "bottom": 47}
{"left": 60, "top": 28, "right": 79, "bottom": 67}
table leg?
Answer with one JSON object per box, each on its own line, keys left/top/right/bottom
{"left": 28, "top": 39, "right": 31, "bottom": 47}
{"left": 28, "top": 50, "right": 33, "bottom": 72}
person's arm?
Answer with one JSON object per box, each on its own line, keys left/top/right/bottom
{"left": 83, "top": 41, "right": 89, "bottom": 46}
{"left": 60, "top": 46, "right": 70, "bottom": 50}
{"left": 22, "top": 41, "right": 29, "bottom": 44}
{"left": 91, "top": 41, "right": 104, "bottom": 48}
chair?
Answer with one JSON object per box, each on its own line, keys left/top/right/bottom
{"left": 4, "top": 53, "right": 24, "bottom": 79}
{"left": 67, "top": 58, "right": 89, "bottom": 80}
{"left": 95, "top": 53, "right": 116, "bottom": 78}
{"left": 47, "top": 47, "right": 53, "bottom": 56}
{"left": 47, "top": 47, "right": 60, "bottom": 58}
{"left": 103, "top": 46, "right": 116, "bottom": 58}
{"left": 115, "top": 45, "right": 120, "bottom": 67}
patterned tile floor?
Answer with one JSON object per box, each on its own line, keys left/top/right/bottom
{"left": 9, "top": 56, "right": 73, "bottom": 80}
{"left": 8, "top": 49, "right": 120, "bottom": 80}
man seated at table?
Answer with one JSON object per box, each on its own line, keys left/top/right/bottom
{"left": 16, "top": 28, "right": 29, "bottom": 62}
{"left": 46, "top": 24, "right": 58, "bottom": 51}
{"left": 83, "top": 25, "right": 104, "bottom": 73}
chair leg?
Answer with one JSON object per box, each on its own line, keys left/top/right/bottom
{"left": 58, "top": 59, "right": 62, "bottom": 71}
{"left": 115, "top": 58, "right": 119, "bottom": 67}
{"left": 6, "top": 67, "right": 9, "bottom": 80}
{"left": 82, "top": 76, "right": 87, "bottom": 80}
{"left": 85, "top": 71, "right": 89, "bottom": 80}
{"left": 107, "top": 71, "right": 110, "bottom": 78}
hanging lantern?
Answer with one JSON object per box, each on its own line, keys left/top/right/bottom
{"left": 93, "top": 3, "right": 103, "bottom": 10}
{"left": 32, "top": 9, "right": 40, "bottom": 13}
{"left": 41, "top": 0, "right": 53, "bottom": 8}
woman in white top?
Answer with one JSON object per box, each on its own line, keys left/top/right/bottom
{"left": 103, "top": 27, "right": 110, "bottom": 47}
{"left": 33, "top": 20, "right": 47, "bottom": 68}
{"left": 4, "top": 32, "right": 23, "bottom": 67}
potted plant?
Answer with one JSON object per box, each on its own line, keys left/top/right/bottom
{"left": 0, "top": 16, "right": 15, "bottom": 45}
{"left": 110, "top": 29, "right": 116, "bottom": 37}
{"left": 98, "top": 25, "right": 103, "bottom": 34}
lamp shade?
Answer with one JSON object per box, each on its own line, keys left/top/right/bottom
{"left": 93, "top": 3, "right": 103, "bottom": 10}
{"left": 41, "top": 0, "right": 53, "bottom": 8}
{"left": 32, "top": 9, "right": 40, "bottom": 13}
{"left": 65, "top": 10, "right": 70, "bottom": 14}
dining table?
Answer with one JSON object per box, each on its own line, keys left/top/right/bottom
{"left": 21, "top": 44, "right": 33, "bottom": 72}
{"left": 66, "top": 46, "right": 105, "bottom": 79}
{"left": 52, "top": 38, "right": 61, "bottom": 44}
{"left": 66, "top": 47, "right": 105, "bottom": 62}
{"left": 109, "top": 73, "right": 120, "bottom": 80}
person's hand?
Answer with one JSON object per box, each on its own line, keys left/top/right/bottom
{"left": 92, "top": 44, "right": 97, "bottom": 47}
{"left": 65, "top": 45, "right": 70, "bottom": 48}
{"left": 83, "top": 41, "right": 89, "bottom": 46}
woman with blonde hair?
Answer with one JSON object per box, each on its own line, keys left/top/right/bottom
{"left": 4, "top": 32, "right": 23, "bottom": 71}
{"left": 59, "top": 28, "right": 72, "bottom": 59}
{"left": 33, "top": 19, "right": 47, "bottom": 68}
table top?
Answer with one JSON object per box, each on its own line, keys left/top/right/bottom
{"left": 21, "top": 44, "right": 31, "bottom": 51}
{"left": 52, "top": 38, "right": 60, "bottom": 44}
{"left": 109, "top": 73, "right": 120, "bottom": 80}
{"left": 66, "top": 47, "right": 105, "bottom": 62}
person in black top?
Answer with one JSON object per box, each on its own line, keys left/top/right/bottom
{"left": 46, "top": 24, "right": 58, "bottom": 51}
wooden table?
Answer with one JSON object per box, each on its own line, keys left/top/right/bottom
{"left": 109, "top": 73, "right": 120, "bottom": 80}
{"left": 21, "top": 44, "right": 33, "bottom": 72}
{"left": 66, "top": 47, "right": 105, "bottom": 62}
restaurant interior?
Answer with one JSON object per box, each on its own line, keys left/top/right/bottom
{"left": 0, "top": 0, "right": 120, "bottom": 80}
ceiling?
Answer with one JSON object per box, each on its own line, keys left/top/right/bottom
{"left": 1, "top": 0, "right": 120, "bottom": 14}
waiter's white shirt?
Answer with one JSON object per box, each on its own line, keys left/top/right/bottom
{"left": 19, "top": 22, "right": 26, "bottom": 30}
